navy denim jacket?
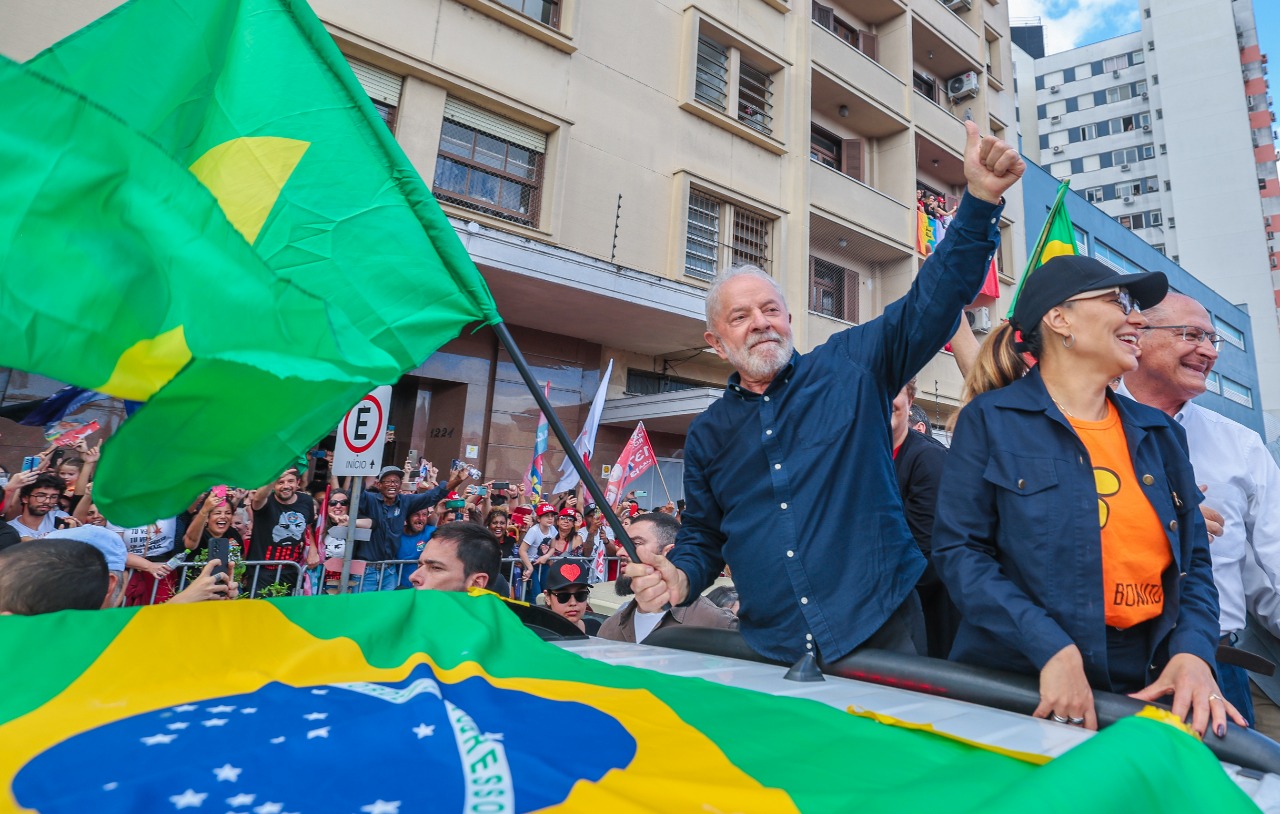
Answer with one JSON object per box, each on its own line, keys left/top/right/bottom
{"left": 668, "top": 193, "right": 1003, "bottom": 663}
{"left": 932, "top": 367, "right": 1220, "bottom": 689}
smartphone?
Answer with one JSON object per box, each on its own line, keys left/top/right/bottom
{"left": 475, "top": 486, "right": 488, "bottom": 497}
{"left": 54, "top": 516, "right": 72, "bottom": 530}
{"left": 212, "top": 485, "right": 228, "bottom": 500}
{"left": 310, "top": 449, "right": 327, "bottom": 459}
{"left": 492, "top": 481, "right": 510, "bottom": 491}
{"left": 636, "top": 490, "right": 648, "bottom": 498}
{"left": 445, "top": 499, "right": 466, "bottom": 509}
{"left": 387, "top": 425, "right": 396, "bottom": 433}
{"left": 21, "top": 456, "right": 39, "bottom": 472}
{"left": 466, "top": 465, "right": 483, "bottom": 481}
{"left": 208, "top": 537, "right": 232, "bottom": 586}
{"left": 451, "top": 458, "right": 465, "bottom": 472}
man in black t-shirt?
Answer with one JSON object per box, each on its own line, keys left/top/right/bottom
{"left": 248, "top": 468, "right": 318, "bottom": 595}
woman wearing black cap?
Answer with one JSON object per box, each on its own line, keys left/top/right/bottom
{"left": 932, "top": 255, "right": 1243, "bottom": 739}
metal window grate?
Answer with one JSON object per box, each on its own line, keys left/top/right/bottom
{"left": 732, "top": 208, "right": 769, "bottom": 269}
{"left": 432, "top": 119, "right": 544, "bottom": 227}
{"left": 737, "top": 61, "right": 774, "bottom": 134}
{"left": 695, "top": 38, "right": 729, "bottom": 110}
{"left": 685, "top": 191, "right": 722, "bottom": 280}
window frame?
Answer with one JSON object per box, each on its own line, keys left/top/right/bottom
{"left": 682, "top": 186, "right": 775, "bottom": 280}
{"left": 809, "top": 257, "right": 860, "bottom": 323}
{"left": 432, "top": 115, "right": 547, "bottom": 228}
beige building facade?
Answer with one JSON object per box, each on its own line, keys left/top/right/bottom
{"left": 1, "top": 0, "right": 1025, "bottom": 490}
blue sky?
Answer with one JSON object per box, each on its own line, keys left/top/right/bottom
{"left": 1009, "top": 0, "right": 1278, "bottom": 60}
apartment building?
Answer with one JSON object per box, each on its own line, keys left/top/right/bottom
{"left": 1016, "top": 0, "right": 1280, "bottom": 426}
{"left": 1, "top": 0, "right": 1024, "bottom": 486}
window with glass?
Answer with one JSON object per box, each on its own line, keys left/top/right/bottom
{"left": 433, "top": 108, "right": 545, "bottom": 227}
{"left": 695, "top": 37, "right": 730, "bottom": 110}
{"left": 811, "top": 2, "right": 878, "bottom": 61}
{"left": 1131, "top": 50, "right": 1144, "bottom": 64}
{"left": 694, "top": 35, "right": 777, "bottom": 137}
{"left": 1222, "top": 377, "right": 1253, "bottom": 407}
{"left": 810, "top": 127, "right": 841, "bottom": 169}
{"left": 1149, "top": 210, "right": 1162, "bottom": 227}
{"left": 685, "top": 190, "right": 772, "bottom": 280}
{"left": 1073, "top": 226, "right": 1089, "bottom": 254}
{"left": 738, "top": 61, "right": 774, "bottom": 134}
{"left": 1106, "top": 85, "right": 1134, "bottom": 103}
{"left": 810, "top": 258, "right": 858, "bottom": 322}
{"left": 1080, "top": 123, "right": 1097, "bottom": 140}
{"left": 1213, "top": 317, "right": 1247, "bottom": 350}
{"left": 913, "top": 72, "right": 938, "bottom": 103}
{"left": 1103, "top": 55, "right": 1127, "bottom": 72}
{"left": 1205, "top": 371, "right": 1222, "bottom": 394}
{"left": 1094, "top": 241, "right": 1146, "bottom": 274}
{"left": 496, "top": 0, "right": 560, "bottom": 27}
{"left": 1085, "top": 187, "right": 1104, "bottom": 203}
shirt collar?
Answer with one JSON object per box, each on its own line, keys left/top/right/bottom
{"left": 725, "top": 356, "right": 797, "bottom": 401}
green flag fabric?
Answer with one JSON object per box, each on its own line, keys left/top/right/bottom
{"left": 1007, "top": 180, "right": 1077, "bottom": 319}
{"left": 17, "top": 0, "right": 500, "bottom": 525}
{"left": 0, "top": 591, "right": 1259, "bottom": 813}
{"left": 0, "top": 54, "right": 404, "bottom": 523}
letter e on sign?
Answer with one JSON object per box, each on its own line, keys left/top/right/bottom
{"left": 333, "top": 386, "right": 392, "bottom": 475}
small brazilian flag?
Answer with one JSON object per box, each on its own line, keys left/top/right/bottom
{"left": 8, "top": 0, "right": 501, "bottom": 526}
{"left": 0, "top": 591, "right": 1259, "bottom": 813}
{"left": 1007, "top": 180, "right": 1078, "bottom": 319}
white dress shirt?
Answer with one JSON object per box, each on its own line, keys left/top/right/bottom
{"left": 1172, "top": 401, "right": 1280, "bottom": 634}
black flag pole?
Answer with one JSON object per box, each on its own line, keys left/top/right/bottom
{"left": 491, "top": 322, "right": 641, "bottom": 565}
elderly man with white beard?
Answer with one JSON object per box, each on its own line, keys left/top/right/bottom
{"left": 627, "top": 122, "right": 1025, "bottom": 665}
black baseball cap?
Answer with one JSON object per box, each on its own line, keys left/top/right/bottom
{"left": 544, "top": 558, "right": 591, "bottom": 592}
{"left": 377, "top": 466, "right": 404, "bottom": 480}
{"left": 1010, "top": 255, "right": 1167, "bottom": 336}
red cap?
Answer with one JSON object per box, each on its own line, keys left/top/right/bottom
{"left": 627, "top": 504, "right": 641, "bottom": 517}
{"left": 535, "top": 502, "right": 556, "bottom": 516}
{"left": 558, "top": 507, "right": 579, "bottom": 519}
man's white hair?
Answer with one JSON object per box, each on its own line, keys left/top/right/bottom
{"left": 704, "top": 264, "right": 788, "bottom": 331}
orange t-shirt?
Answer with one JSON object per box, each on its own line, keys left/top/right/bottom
{"left": 1068, "top": 402, "right": 1172, "bottom": 629}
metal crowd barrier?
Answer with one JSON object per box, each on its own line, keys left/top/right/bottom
{"left": 123, "top": 560, "right": 306, "bottom": 605}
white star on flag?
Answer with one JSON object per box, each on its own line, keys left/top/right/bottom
{"left": 103, "top": 782, "right": 119, "bottom": 791}
{"left": 359, "top": 801, "right": 401, "bottom": 814}
{"left": 310, "top": 689, "right": 328, "bottom": 695}
{"left": 207, "top": 705, "right": 236, "bottom": 713}
{"left": 166, "top": 722, "right": 190, "bottom": 731}
{"left": 169, "top": 788, "right": 208, "bottom": 809}
{"left": 173, "top": 704, "right": 198, "bottom": 712}
{"left": 240, "top": 708, "right": 258, "bottom": 714}
{"left": 213, "top": 764, "right": 242, "bottom": 782}
{"left": 269, "top": 737, "right": 286, "bottom": 744}
{"left": 412, "top": 723, "right": 435, "bottom": 739}
{"left": 307, "top": 727, "right": 330, "bottom": 739}
{"left": 482, "top": 732, "right": 505, "bottom": 741}
{"left": 201, "top": 718, "right": 228, "bottom": 727}
{"left": 141, "top": 733, "right": 178, "bottom": 746}
{"left": 226, "top": 793, "right": 256, "bottom": 807}
{"left": 252, "top": 802, "right": 283, "bottom": 814}
{"left": 302, "top": 712, "right": 328, "bottom": 721}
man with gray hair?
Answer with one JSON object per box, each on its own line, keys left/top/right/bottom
{"left": 629, "top": 122, "right": 1025, "bottom": 664}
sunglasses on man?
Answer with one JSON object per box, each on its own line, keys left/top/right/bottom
{"left": 550, "top": 589, "right": 590, "bottom": 603}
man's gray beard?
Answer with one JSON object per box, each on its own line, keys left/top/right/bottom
{"left": 615, "top": 574, "right": 634, "bottom": 596}
{"left": 725, "top": 331, "right": 793, "bottom": 381}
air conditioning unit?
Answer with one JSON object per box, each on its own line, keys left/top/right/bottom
{"left": 1050, "top": 114, "right": 1062, "bottom": 124}
{"left": 1050, "top": 84, "right": 1061, "bottom": 94}
{"left": 1120, "top": 163, "right": 1132, "bottom": 171}
{"left": 943, "top": 0, "right": 973, "bottom": 10}
{"left": 1052, "top": 145, "right": 1063, "bottom": 154}
{"left": 1168, "top": 217, "right": 1176, "bottom": 227}
{"left": 947, "top": 71, "right": 980, "bottom": 101}
{"left": 1123, "top": 195, "right": 1134, "bottom": 204}
{"left": 966, "top": 307, "right": 993, "bottom": 334}
{"left": 1142, "top": 123, "right": 1151, "bottom": 132}
{"left": 1113, "top": 69, "right": 1121, "bottom": 78}
{"left": 1142, "top": 92, "right": 1149, "bottom": 100}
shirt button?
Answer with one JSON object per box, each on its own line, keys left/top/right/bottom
{"left": 766, "top": 429, "right": 773, "bottom": 436}
{"left": 1142, "top": 474, "right": 1155, "bottom": 485}
{"left": 1179, "top": 571, "right": 1187, "bottom": 578}
{"left": 806, "top": 633, "right": 813, "bottom": 640}
{"left": 1169, "top": 520, "right": 1178, "bottom": 532}
{"left": 1017, "top": 479, "right": 1025, "bottom": 489}
{"left": 774, "top": 464, "right": 782, "bottom": 470}
{"left": 806, "top": 642, "right": 814, "bottom": 650}
{"left": 1078, "top": 456, "right": 1084, "bottom": 464}
{"left": 764, "top": 396, "right": 770, "bottom": 402}
{"left": 787, "top": 550, "right": 794, "bottom": 557}
{"left": 800, "top": 597, "right": 809, "bottom": 605}
{"left": 781, "top": 502, "right": 788, "bottom": 510}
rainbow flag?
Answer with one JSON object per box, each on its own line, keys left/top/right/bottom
{"left": 526, "top": 381, "right": 550, "bottom": 502}
{"left": 0, "top": 591, "right": 1257, "bottom": 813}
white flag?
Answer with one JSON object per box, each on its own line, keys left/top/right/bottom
{"left": 551, "top": 359, "right": 614, "bottom": 494}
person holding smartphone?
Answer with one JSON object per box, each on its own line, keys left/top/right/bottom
{"left": 9, "top": 473, "right": 77, "bottom": 540}
{"left": 519, "top": 503, "right": 558, "bottom": 600}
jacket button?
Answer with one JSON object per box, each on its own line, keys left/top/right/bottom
{"left": 1169, "top": 520, "right": 1178, "bottom": 532}
{"left": 1179, "top": 571, "right": 1187, "bottom": 579}
{"left": 1142, "top": 474, "right": 1155, "bottom": 485}
{"left": 1017, "top": 479, "right": 1026, "bottom": 489}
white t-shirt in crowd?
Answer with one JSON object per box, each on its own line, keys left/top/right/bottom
{"left": 121, "top": 518, "right": 178, "bottom": 559}
{"left": 10, "top": 510, "right": 70, "bottom": 539}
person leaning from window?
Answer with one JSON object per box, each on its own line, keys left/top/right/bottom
{"left": 932, "top": 255, "right": 1243, "bottom": 739}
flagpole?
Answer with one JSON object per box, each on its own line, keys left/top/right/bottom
{"left": 653, "top": 462, "right": 674, "bottom": 504}
{"left": 492, "top": 323, "right": 640, "bottom": 564}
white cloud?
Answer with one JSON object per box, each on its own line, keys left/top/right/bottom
{"left": 1008, "top": 0, "right": 1141, "bottom": 54}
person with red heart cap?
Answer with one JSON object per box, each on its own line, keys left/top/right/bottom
{"left": 543, "top": 557, "right": 598, "bottom": 635}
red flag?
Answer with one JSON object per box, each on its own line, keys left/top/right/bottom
{"left": 969, "top": 254, "right": 1001, "bottom": 309}
{"left": 604, "top": 422, "right": 656, "bottom": 506}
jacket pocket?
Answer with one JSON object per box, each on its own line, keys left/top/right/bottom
{"left": 982, "top": 453, "right": 1060, "bottom": 495}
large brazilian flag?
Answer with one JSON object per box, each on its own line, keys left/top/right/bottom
{"left": 5, "top": 0, "right": 501, "bottom": 526}
{"left": 0, "top": 591, "right": 1258, "bottom": 812}
{"left": 1006, "top": 180, "right": 1078, "bottom": 318}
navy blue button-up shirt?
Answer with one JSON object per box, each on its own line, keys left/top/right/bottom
{"left": 668, "top": 193, "right": 1003, "bottom": 662}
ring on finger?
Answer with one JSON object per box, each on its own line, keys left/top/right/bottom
{"left": 1067, "top": 716, "right": 1085, "bottom": 726}
{"left": 1209, "top": 693, "right": 1224, "bottom": 703}
{"left": 1051, "top": 714, "right": 1070, "bottom": 724}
